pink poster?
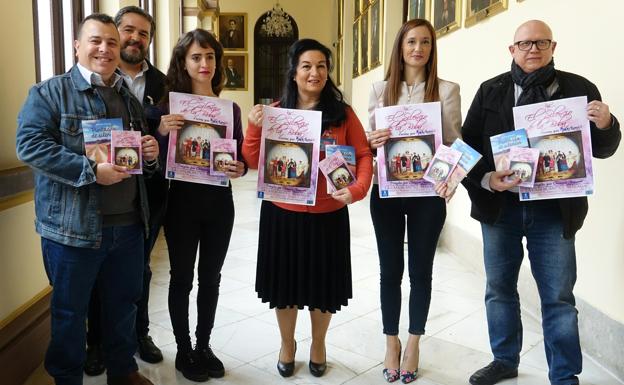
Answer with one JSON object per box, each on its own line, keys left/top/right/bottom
{"left": 513, "top": 96, "right": 594, "bottom": 201}
{"left": 111, "top": 130, "right": 142, "bottom": 174}
{"left": 257, "top": 106, "right": 322, "bottom": 206}
{"left": 165, "top": 92, "right": 233, "bottom": 186}
{"left": 374, "top": 102, "right": 442, "bottom": 198}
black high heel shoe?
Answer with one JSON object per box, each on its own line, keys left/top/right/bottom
{"left": 276, "top": 341, "right": 297, "bottom": 377}
{"left": 309, "top": 345, "right": 327, "bottom": 377}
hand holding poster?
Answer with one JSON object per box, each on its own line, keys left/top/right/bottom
{"left": 319, "top": 150, "right": 356, "bottom": 193}
{"left": 374, "top": 102, "right": 442, "bottom": 198}
{"left": 513, "top": 96, "right": 594, "bottom": 200}
{"left": 507, "top": 147, "right": 540, "bottom": 188}
{"left": 165, "top": 92, "right": 234, "bottom": 186}
{"left": 257, "top": 106, "right": 322, "bottom": 206}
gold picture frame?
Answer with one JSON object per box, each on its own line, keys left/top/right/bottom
{"left": 223, "top": 53, "right": 248, "bottom": 91}
{"left": 369, "top": 0, "right": 383, "bottom": 69}
{"left": 217, "top": 13, "right": 247, "bottom": 50}
{"left": 336, "top": 39, "right": 343, "bottom": 86}
{"left": 465, "top": 0, "right": 508, "bottom": 28}
{"left": 360, "top": 7, "right": 369, "bottom": 74}
{"left": 431, "top": 0, "right": 462, "bottom": 38}
{"left": 352, "top": 18, "right": 360, "bottom": 77}
{"left": 406, "top": 0, "right": 431, "bottom": 21}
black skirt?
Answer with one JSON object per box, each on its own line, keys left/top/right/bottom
{"left": 255, "top": 201, "right": 352, "bottom": 313}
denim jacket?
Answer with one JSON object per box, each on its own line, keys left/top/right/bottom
{"left": 16, "top": 65, "right": 157, "bottom": 248}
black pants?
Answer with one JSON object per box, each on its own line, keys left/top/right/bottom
{"left": 165, "top": 182, "right": 234, "bottom": 351}
{"left": 369, "top": 185, "right": 446, "bottom": 335}
{"left": 87, "top": 220, "right": 160, "bottom": 346}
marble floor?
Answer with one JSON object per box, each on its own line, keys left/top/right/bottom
{"left": 25, "top": 171, "right": 622, "bottom": 385}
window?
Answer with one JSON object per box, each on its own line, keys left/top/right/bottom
{"left": 32, "top": 0, "right": 99, "bottom": 82}
{"left": 140, "top": 0, "right": 157, "bottom": 64}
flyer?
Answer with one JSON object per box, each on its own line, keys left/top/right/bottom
{"left": 111, "top": 130, "right": 142, "bottom": 174}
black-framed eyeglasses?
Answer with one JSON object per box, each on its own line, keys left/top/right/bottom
{"left": 514, "top": 39, "right": 553, "bottom": 51}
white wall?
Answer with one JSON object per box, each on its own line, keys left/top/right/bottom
{"left": 349, "top": 0, "right": 624, "bottom": 324}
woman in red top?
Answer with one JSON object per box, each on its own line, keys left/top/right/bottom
{"left": 243, "top": 38, "right": 373, "bottom": 378}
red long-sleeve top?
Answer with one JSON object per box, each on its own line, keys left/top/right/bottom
{"left": 242, "top": 106, "right": 373, "bottom": 213}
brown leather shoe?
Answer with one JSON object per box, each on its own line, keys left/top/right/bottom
{"left": 107, "top": 371, "right": 154, "bottom": 385}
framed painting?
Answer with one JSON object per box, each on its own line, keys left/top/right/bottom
{"left": 223, "top": 53, "right": 247, "bottom": 91}
{"left": 370, "top": 0, "right": 383, "bottom": 69}
{"left": 431, "top": 0, "right": 462, "bottom": 37}
{"left": 336, "top": 39, "right": 343, "bottom": 86}
{"left": 405, "top": 0, "right": 431, "bottom": 21}
{"left": 465, "top": 0, "right": 508, "bottom": 27}
{"left": 360, "top": 8, "right": 369, "bottom": 74}
{"left": 217, "top": 13, "right": 247, "bottom": 50}
{"left": 355, "top": 0, "right": 361, "bottom": 18}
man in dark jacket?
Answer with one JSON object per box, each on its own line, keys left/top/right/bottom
{"left": 85, "top": 6, "right": 168, "bottom": 376}
{"left": 461, "top": 20, "right": 620, "bottom": 385}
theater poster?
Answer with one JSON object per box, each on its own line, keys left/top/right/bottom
{"left": 513, "top": 96, "right": 594, "bottom": 201}
{"left": 375, "top": 101, "right": 442, "bottom": 198}
{"left": 257, "top": 106, "right": 321, "bottom": 206}
{"left": 165, "top": 92, "right": 233, "bottom": 186}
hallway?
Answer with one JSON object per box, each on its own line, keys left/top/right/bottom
{"left": 25, "top": 171, "right": 621, "bottom": 385}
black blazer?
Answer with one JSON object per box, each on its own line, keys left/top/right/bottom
{"left": 461, "top": 70, "right": 621, "bottom": 238}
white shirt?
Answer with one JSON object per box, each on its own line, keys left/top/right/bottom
{"left": 118, "top": 61, "right": 149, "bottom": 102}
{"left": 76, "top": 63, "right": 123, "bottom": 90}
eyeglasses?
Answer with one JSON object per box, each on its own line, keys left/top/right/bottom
{"left": 514, "top": 39, "right": 553, "bottom": 51}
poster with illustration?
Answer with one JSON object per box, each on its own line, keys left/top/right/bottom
{"left": 82, "top": 118, "right": 123, "bottom": 163}
{"left": 375, "top": 101, "right": 442, "bottom": 198}
{"left": 165, "top": 92, "right": 233, "bottom": 186}
{"left": 257, "top": 106, "right": 321, "bottom": 205}
{"left": 446, "top": 138, "right": 483, "bottom": 192}
{"left": 513, "top": 96, "right": 594, "bottom": 200}
{"left": 423, "top": 144, "right": 462, "bottom": 184}
{"left": 507, "top": 146, "right": 540, "bottom": 188}
{"left": 210, "top": 138, "right": 237, "bottom": 177}
{"left": 319, "top": 150, "right": 356, "bottom": 193}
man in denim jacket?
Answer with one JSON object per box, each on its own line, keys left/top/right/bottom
{"left": 16, "top": 14, "right": 157, "bottom": 385}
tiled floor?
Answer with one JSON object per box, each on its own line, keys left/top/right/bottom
{"left": 25, "top": 171, "right": 622, "bottom": 385}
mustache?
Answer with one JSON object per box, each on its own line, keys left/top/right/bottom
{"left": 123, "top": 39, "right": 145, "bottom": 49}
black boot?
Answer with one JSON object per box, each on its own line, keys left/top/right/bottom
{"left": 84, "top": 344, "right": 105, "bottom": 376}
{"left": 469, "top": 361, "right": 518, "bottom": 385}
{"left": 196, "top": 345, "right": 225, "bottom": 378}
{"left": 137, "top": 335, "right": 163, "bottom": 363}
{"left": 175, "top": 348, "right": 209, "bottom": 382}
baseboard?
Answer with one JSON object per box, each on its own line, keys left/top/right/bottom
{"left": 440, "top": 223, "right": 624, "bottom": 382}
{"left": 0, "top": 288, "right": 51, "bottom": 385}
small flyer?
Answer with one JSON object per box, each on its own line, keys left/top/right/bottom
{"left": 507, "top": 147, "right": 540, "bottom": 187}
{"left": 423, "top": 144, "right": 462, "bottom": 184}
{"left": 82, "top": 118, "right": 123, "bottom": 163}
{"left": 325, "top": 144, "right": 356, "bottom": 175}
{"left": 374, "top": 102, "right": 442, "bottom": 198}
{"left": 111, "top": 130, "right": 142, "bottom": 174}
{"left": 210, "top": 138, "right": 237, "bottom": 176}
{"left": 489, "top": 128, "right": 529, "bottom": 172}
{"left": 257, "top": 106, "right": 322, "bottom": 206}
{"left": 513, "top": 96, "right": 594, "bottom": 200}
{"left": 446, "top": 138, "right": 483, "bottom": 192}
{"left": 319, "top": 150, "right": 356, "bottom": 193}
{"left": 166, "top": 92, "right": 233, "bottom": 187}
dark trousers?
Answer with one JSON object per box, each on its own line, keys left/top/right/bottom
{"left": 370, "top": 185, "right": 446, "bottom": 335}
{"left": 165, "top": 182, "right": 234, "bottom": 351}
{"left": 87, "top": 220, "right": 161, "bottom": 345}
{"left": 42, "top": 224, "right": 143, "bottom": 385}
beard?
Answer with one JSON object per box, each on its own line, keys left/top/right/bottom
{"left": 121, "top": 40, "right": 147, "bottom": 64}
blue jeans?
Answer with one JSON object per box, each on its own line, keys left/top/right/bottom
{"left": 481, "top": 199, "right": 580, "bottom": 385}
{"left": 42, "top": 224, "right": 144, "bottom": 385}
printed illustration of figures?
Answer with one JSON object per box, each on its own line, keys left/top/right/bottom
{"left": 264, "top": 140, "right": 313, "bottom": 188}
{"left": 530, "top": 132, "right": 585, "bottom": 182}
{"left": 510, "top": 161, "right": 533, "bottom": 182}
{"left": 384, "top": 136, "right": 434, "bottom": 181}
{"left": 114, "top": 147, "right": 140, "bottom": 170}
{"left": 175, "top": 121, "right": 226, "bottom": 167}
{"left": 213, "top": 152, "right": 235, "bottom": 172}
{"left": 427, "top": 159, "right": 452, "bottom": 182}
{"left": 329, "top": 166, "right": 354, "bottom": 190}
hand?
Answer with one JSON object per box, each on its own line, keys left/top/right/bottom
{"left": 332, "top": 187, "right": 353, "bottom": 204}
{"left": 248, "top": 101, "right": 279, "bottom": 127}
{"left": 587, "top": 100, "right": 612, "bottom": 129}
{"left": 368, "top": 128, "right": 391, "bottom": 150}
{"left": 141, "top": 135, "right": 159, "bottom": 162}
{"left": 223, "top": 160, "right": 245, "bottom": 179}
{"left": 95, "top": 163, "right": 131, "bottom": 185}
{"left": 435, "top": 181, "right": 456, "bottom": 203}
{"left": 489, "top": 170, "right": 521, "bottom": 192}
{"left": 157, "top": 114, "right": 185, "bottom": 136}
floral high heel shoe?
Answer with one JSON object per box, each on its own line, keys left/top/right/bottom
{"left": 382, "top": 340, "right": 401, "bottom": 383}
{"left": 399, "top": 368, "right": 418, "bottom": 384}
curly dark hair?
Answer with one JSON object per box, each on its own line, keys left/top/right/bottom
{"left": 280, "top": 38, "right": 346, "bottom": 132}
{"left": 163, "top": 29, "right": 225, "bottom": 103}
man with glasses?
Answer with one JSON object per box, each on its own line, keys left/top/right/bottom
{"left": 461, "top": 20, "right": 620, "bottom": 385}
